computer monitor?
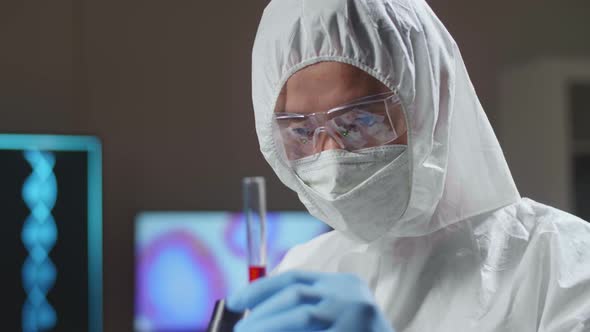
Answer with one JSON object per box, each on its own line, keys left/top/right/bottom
{"left": 0, "top": 134, "right": 102, "bottom": 332}
{"left": 134, "top": 211, "right": 330, "bottom": 332}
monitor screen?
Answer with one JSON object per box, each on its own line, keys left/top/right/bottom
{"left": 134, "top": 211, "right": 330, "bottom": 332}
{"left": 0, "top": 134, "right": 102, "bottom": 332}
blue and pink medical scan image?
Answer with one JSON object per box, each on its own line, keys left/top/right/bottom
{"left": 134, "top": 211, "right": 330, "bottom": 332}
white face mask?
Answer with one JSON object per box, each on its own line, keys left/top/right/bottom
{"left": 292, "top": 146, "right": 405, "bottom": 199}
{"left": 291, "top": 145, "right": 411, "bottom": 242}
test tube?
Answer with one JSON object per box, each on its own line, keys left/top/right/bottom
{"left": 242, "top": 177, "right": 267, "bottom": 282}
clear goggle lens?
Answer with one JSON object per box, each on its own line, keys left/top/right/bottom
{"left": 274, "top": 92, "right": 407, "bottom": 161}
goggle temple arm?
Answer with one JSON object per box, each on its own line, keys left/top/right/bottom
{"left": 384, "top": 97, "right": 399, "bottom": 139}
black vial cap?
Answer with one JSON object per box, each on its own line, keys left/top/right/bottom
{"left": 207, "top": 299, "right": 246, "bottom": 332}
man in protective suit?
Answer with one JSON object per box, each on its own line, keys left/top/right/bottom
{"left": 227, "top": 0, "right": 590, "bottom": 331}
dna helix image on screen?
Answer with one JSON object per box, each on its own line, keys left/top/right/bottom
{"left": 21, "top": 151, "right": 59, "bottom": 331}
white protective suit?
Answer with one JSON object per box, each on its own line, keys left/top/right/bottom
{"left": 251, "top": 0, "right": 590, "bottom": 331}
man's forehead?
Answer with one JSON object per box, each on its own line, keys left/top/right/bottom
{"left": 279, "top": 61, "right": 390, "bottom": 113}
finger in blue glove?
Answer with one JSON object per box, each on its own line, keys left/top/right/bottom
{"left": 226, "top": 270, "right": 395, "bottom": 332}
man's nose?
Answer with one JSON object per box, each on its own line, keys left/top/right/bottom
{"left": 316, "top": 132, "right": 341, "bottom": 152}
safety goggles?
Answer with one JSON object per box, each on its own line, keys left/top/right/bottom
{"left": 274, "top": 92, "right": 407, "bottom": 161}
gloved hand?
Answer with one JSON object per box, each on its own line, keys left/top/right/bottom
{"left": 226, "top": 270, "right": 395, "bottom": 332}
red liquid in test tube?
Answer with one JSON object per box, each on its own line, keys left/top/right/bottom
{"left": 248, "top": 265, "right": 267, "bottom": 282}
{"left": 243, "top": 177, "right": 267, "bottom": 283}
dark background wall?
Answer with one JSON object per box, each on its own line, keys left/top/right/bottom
{"left": 1, "top": 1, "right": 589, "bottom": 331}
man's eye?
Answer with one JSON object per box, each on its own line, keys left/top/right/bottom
{"left": 290, "top": 127, "right": 313, "bottom": 144}
{"left": 292, "top": 127, "right": 310, "bottom": 136}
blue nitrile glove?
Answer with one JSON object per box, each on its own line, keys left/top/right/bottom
{"left": 226, "top": 270, "right": 395, "bottom": 332}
